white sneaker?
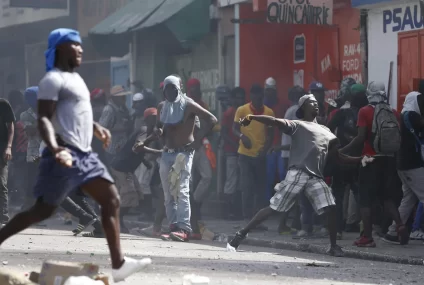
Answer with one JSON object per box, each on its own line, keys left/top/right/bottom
{"left": 297, "top": 230, "right": 308, "bottom": 237}
{"left": 410, "top": 230, "right": 424, "bottom": 240}
{"left": 112, "top": 257, "right": 152, "bottom": 282}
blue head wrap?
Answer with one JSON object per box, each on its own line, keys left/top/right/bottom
{"left": 24, "top": 86, "right": 38, "bottom": 111}
{"left": 45, "top": 28, "right": 82, "bottom": 72}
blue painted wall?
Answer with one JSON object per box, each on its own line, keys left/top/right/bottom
{"left": 352, "top": 0, "right": 393, "bottom": 7}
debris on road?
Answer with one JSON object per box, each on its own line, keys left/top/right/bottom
{"left": 27, "top": 260, "right": 104, "bottom": 285}
{"left": 63, "top": 276, "right": 105, "bottom": 285}
{"left": 305, "top": 262, "right": 331, "bottom": 268}
{"left": 2, "top": 261, "right": 8, "bottom": 265}
{"left": 183, "top": 274, "right": 210, "bottom": 285}
{"left": 0, "top": 268, "right": 36, "bottom": 285}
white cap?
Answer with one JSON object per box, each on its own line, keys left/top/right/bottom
{"left": 132, "top": 93, "right": 144, "bottom": 102}
{"left": 298, "top": 94, "right": 316, "bottom": 107}
{"left": 265, "top": 77, "right": 277, "bottom": 90}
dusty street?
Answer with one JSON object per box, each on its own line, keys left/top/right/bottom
{"left": 0, "top": 221, "right": 423, "bottom": 285}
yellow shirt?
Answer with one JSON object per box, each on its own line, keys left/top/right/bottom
{"left": 234, "top": 103, "right": 274, "bottom": 157}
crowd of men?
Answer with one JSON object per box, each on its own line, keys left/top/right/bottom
{"left": 0, "top": 28, "right": 422, "bottom": 281}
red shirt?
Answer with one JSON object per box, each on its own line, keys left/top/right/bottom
{"left": 328, "top": 108, "right": 339, "bottom": 123}
{"left": 357, "top": 105, "right": 400, "bottom": 156}
{"left": 222, "top": 107, "right": 239, "bottom": 153}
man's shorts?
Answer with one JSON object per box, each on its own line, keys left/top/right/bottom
{"left": 270, "top": 169, "right": 335, "bottom": 215}
{"left": 33, "top": 146, "right": 114, "bottom": 206}
{"left": 358, "top": 156, "right": 401, "bottom": 208}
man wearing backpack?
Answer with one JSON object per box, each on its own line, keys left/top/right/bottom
{"left": 383, "top": 91, "right": 424, "bottom": 243}
{"left": 340, "top": 81, "right": 406, "bottom": 247}
{"left": 327, "top": 84, "right": 368, "bottom": 239}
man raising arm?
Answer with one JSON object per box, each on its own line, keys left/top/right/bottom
{"left": 228, "top": 94, "right": 367, "bottom": 257}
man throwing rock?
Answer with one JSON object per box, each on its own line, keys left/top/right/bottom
{"left": 228, "top": 94, "right": 368, "bottom": 256}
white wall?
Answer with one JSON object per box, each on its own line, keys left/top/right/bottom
{"left": 367, "top": 0, "right": 420, "bottom": 108}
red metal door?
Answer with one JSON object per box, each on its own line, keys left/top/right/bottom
{"left": 397, "top": 31, "right": 420, "bottom": 111}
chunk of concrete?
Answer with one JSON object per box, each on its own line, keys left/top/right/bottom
{"left": 0, "top": 268, "right": 36, "bottom": 285}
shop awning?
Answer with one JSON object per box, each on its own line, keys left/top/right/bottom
{"left": 89, "top": 0, "right": 209, "bottom": 42}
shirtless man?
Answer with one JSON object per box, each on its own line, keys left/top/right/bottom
{"left": 155, "top": 75, "right": 217, "bottom": 242}
{"left": 0, "top": 28, "right": 150, "bottom": 282}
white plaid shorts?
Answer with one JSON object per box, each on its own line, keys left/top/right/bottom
{"left": 270, "top": 169, "right": 335, "bottom": 215}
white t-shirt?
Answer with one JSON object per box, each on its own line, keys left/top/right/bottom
{"left": 281, "top": 104, "right": 299, "bottom": 158}
{"left": 38, "top": 69, "right": 93, "bottom": 152}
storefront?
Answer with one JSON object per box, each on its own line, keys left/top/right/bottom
{"left": 223, "top": 0, "right": 362, "bottom": 110}
{"left": 90, "top": 0, "right": 213, "bottom": 104}
{"left": 353, "top": 0, "right": 423, "bottom": 110}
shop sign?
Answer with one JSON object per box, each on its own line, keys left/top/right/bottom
{"left": 383, "top": 4, "right": 423, "bottom": 33}
{"left": 341, "top": 44, "right": 362, "bottom": 83}
{"left": 267, "top": 0, "right": 333, "bottom": 25}
{"left": 294, "top": 34, "right": 306, "bottom": 63}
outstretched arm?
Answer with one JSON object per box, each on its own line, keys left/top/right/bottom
{"left": 339, "top": 126, "right": 366, "bottom": 154}
{"left": 243, "top": 115, "right": 294, "bottom": 134}
{"left": 328, "top": 138, "right": 362, "bottom": 164}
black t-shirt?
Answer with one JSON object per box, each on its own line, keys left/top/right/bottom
{"left": 327, "top": 108, "right": 360, "bottom": 155}
{"left": 0, "top": 99, "right": 16, "bottom": 153}
{"left": 397, "top": 111, "right": 424, "bottom": 171}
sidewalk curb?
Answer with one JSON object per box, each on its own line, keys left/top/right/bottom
{"left": 229, "top": 236, "right": 424, "bottom": 266}
{"left": 125, "top": 220, "right": 424, "bottom": 266}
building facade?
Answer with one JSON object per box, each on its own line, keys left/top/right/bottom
{"left": 353, "top": 0, "right": 421, "bottom": 110}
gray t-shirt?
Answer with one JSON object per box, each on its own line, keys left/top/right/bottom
{"left": 284, "top": 120, "right": 336, "bottom": 179}
{"left": 281, "top": 104, "right": 299, "bottom": 158}
{"left": 38, "top": 69, "right": 93, "bottom": 152}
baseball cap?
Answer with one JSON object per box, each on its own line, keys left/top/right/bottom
{"left": 264, "top": 77, "right": 277, "bottom": 90}
{"left": 350, "top": 84, "right": 366, "bottom": 95}
{"left": 295, "top": 94, "right": 316, "bottom": 119}
{"left": 132, "top": 93, "right": 144, "bottom": 102}
{"left": 309, "top": 81, "right": 327, "bottom": 91}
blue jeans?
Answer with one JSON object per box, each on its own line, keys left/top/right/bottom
{"left": 266, "top": 152, "right": 285, "bottom": 200}
{"left": 159, "top": 151, "right": 194, "bottom": 232}
{"left": 299, "top": 192, "right": 315, "bottom": 232}
{"left": 239, "top": 154, "right": 266, "bottom": 219}
{"left": 412, "top": 202, "right": 423, "bottom": 232}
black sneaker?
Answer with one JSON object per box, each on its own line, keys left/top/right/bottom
{"left": 327, "top": 244, "right": 344, "bottom": 257}
{"left": 228, "top": 231, "right": 247, "bottom": 250}
{"left": 382, "top": 233, "right": 400, "bottom": 245}
{"left": 72, "top": 217, "right": 97, "bottom": 236}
